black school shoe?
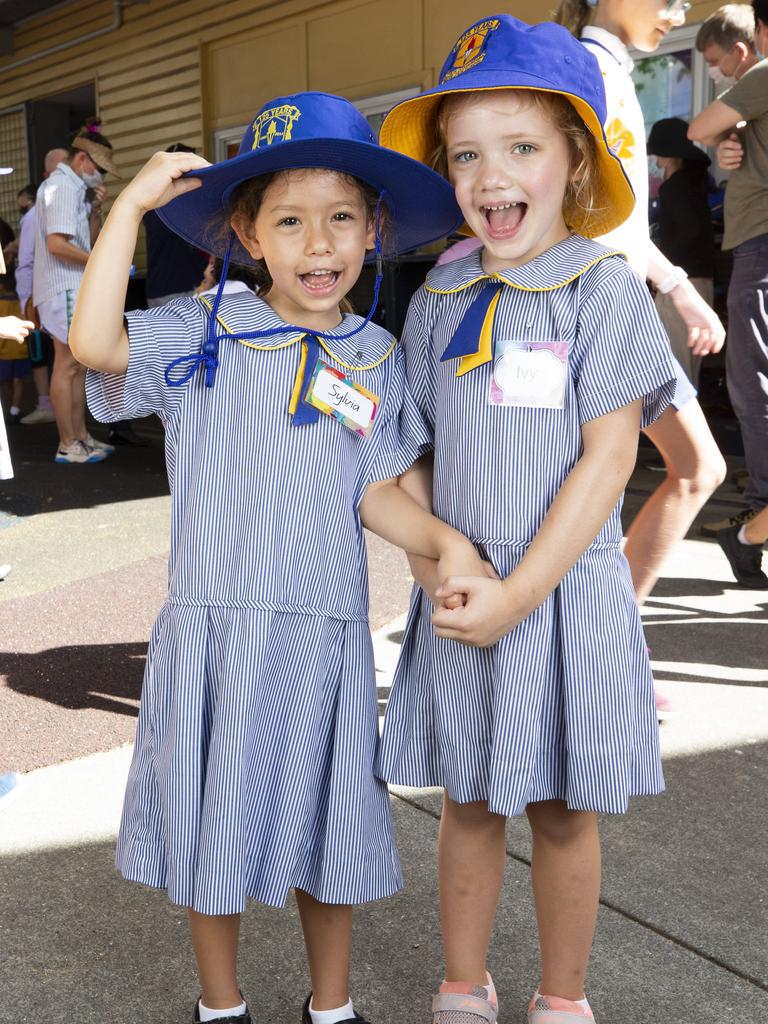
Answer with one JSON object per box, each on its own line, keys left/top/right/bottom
{"left": 193, "top": 999, "right": 252, "bottom": 1024}
{"left": 717, "top": 524, "right": 768, "bottom": 589}
{"left": 301, "top": 994, "right": 370, "bottom": 1023}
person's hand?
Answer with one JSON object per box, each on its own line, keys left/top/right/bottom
{"left": 0, "top": 316, "right": 34, "bottom": 343}
{"left": 717, "top": 133, "right": 743, "bottom": 171}
{"left": 116, "top": 151, "right": 210, "bottom": 217}
{"left": 669, "top": 279, "right": 725, "bottom": 356}
{"left": 436, "top": 538, "right": 499, "bottom": 609}
{"left": 431, "top": 575, "right": 527, "bottom": 647}
{"left": 89, "top": 183, "right": 108, "bottom": 214}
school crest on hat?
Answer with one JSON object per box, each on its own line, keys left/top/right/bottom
{"left": 443, "top": 18, "right": 501, "bottom": 82}
{"left": 251, "top": 104, "right": 302, "bottom": 149}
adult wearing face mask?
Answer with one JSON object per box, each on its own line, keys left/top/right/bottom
{"left": 689, "top": 0, "right": 768, "bottom": 538}
{"left": 696, "top": 3, "right": 758, "bottom": 94}
{"left": 33, "top": 126, "right": 121, "bottom": 463}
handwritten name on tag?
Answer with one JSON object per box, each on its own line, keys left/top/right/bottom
{"left": 489, "top": 340, "right": 568, "bottom": 409}
{"left": 306, "top": 361, "right": 379, "bottom": 436}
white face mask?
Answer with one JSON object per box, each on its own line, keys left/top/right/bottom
{"left": 81, "top": 168, "right": 103, "bottom": 189}
{"left": 707, "top": 64, "right": 736, "bottom": 90}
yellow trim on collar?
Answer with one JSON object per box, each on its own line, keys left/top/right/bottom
{"left": 197, "top": 295, "right": 398, "bottom": 372}
{"left": 424, "top": 251, "right": 623, "bottom": 297}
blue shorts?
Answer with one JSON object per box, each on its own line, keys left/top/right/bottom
{"left": 0, "top": 358, "right": 31, "bottom": 382}
{"left": 670, "top": 354, "right": 697, "bottom": 411}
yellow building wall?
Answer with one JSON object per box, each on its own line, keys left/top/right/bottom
{"left": 0, "top": 0, "right": 736, "bottom": 263}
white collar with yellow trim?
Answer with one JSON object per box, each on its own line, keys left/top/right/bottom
{"left": 425, "top": 234, "right": 625, "bottom": 295}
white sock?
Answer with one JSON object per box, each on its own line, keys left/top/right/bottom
{"left": 10, "top": 406, "right": 20, "bottom": 415}
{"left": 737, "top": 525, "right": 754, "bottom": 545}
{"left": 308, "top": 997, "right": 355, "bottom": 1024}
{"left": 198, "top": 998, "right": 247, "bottom": 1021}
{"left": 577, "top": 997, "right": 592, "bottom": 1013}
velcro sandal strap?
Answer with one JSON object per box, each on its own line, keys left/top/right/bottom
{"left": 432, "top": 991, "right": 498, "bottom": 1022}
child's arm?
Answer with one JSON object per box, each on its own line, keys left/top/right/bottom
{"left": 431, "top": 399, "right": 641, "bottom": 646}
{"left": 69, "top": 151, "right": 209, "bottom": 374}
{"left": 359, "top": 473, "right": 488, "bottom": 584}
{"left": 646, "top": 241, "right": 724, "bottom": 357}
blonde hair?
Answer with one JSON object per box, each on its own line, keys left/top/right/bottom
{"left": 429, "top": 89, "right": 602, "bottom": 233}
{"left": 553, "top": 0, "right": 593, "bottom": 36}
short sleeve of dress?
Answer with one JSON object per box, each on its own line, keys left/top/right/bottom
{"left": 358, "top": 341, "right": 433, "bottom": 489}
{"left": 401, "top": 287, "right": 437, "bottom": 437}
{"left": 574, "top": 262, "right": 676, "bottom": 428}
{"left": 86, "top": 297, "right": 208, "bottom": 424}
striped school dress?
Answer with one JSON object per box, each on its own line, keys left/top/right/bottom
{"left": 86, "top": 289, "right": 430, "bottom": 914}
{"left": 377, "top": 234, "right": 677, "bottom": 816}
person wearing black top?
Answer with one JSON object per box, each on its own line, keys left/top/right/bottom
{"left": 648, "top": 117, "right": 715, "bottom": 387}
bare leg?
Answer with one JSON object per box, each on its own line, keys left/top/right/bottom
{"left": 50, "top": 336, "right": 84, "bottom": 447}
{"left": 296, "top": 889, "right": 354, "bottom": 1011}
{"left": 439, "top": 794, "right": 507, "bottom": 983}
{"left": 624, "top": 401, "right": 726, "bottom": 603}
{"left": 32, "top": 364, "right": 50, "bottom": 402}
{"left": 188, "top": 910, "right": 242, "bottom": 1009}
{"left": 526, "top": 801, "right": 600, "bottom": 1002}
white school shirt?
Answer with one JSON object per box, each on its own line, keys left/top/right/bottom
{"left": 33, "top": 162, "right": 90, "bottom": 307}
{"left": 581, "top": 26, "right": 650, "bottom": 279}
{"left": 15, "top": 207, "right": 35, "bottom": 311}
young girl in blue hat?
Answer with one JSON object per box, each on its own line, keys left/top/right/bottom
{"left": 377, "top": 15, "right": 678, "bottom": 1024}
{"left": 69, "top": 91, "right": 482, "bottom": 1024}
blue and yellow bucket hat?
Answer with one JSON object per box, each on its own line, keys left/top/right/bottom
{"left": 158, "top": 90, "right": 462, "bottom": 264}
{"left": 379, "top": 15, "right": 635, "bottom": 238}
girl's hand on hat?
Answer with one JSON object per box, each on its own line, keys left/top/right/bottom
{"left": 669, "top": 280, "right": 725, "bottom": 356}
{"left": 117, "top": 151, "right": 210, "bottom": 217}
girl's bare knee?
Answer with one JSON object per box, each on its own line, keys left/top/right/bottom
{"left": 526, "top": 801, "right": 597, "bottom": 845}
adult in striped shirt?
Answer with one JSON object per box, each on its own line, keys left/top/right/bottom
{"left": 33, "top": 127, "right": 120, "bottom": 463}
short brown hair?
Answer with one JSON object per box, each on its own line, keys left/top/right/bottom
{"left": 429, "top": 89, "right": 602, "bottom": 234}
{"left": 695, "top": 4, "right": 755, "bottom": 52}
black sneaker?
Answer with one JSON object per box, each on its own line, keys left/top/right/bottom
{"left": 701, "top": 506, "right": 758, "bottom": 538}
{"left": 716, "top": 525, "right": 768, "bottom": 589}
{"left": 301, "top": 994, "right": 370, "bottom": 1023}
{"left": 193, "top": 999, "right": 251, "bottom": 1024}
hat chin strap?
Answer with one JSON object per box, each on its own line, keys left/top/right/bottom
{"left": 165, "top": 191, "right": 387, "bottom": 391}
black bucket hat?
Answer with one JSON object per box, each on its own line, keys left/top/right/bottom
{"left": 647, "top": 118, "right": 710, "bottom": 164}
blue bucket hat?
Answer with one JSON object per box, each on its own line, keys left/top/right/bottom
{"left": 379, "top": 15, "right": 635, "bottom": 238}
{"left": 157, "top": 90, "right": 463, "bottom": 264}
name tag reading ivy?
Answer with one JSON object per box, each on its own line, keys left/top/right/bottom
{"left": 306, "top": 360, "right": 379, "bottom": 436}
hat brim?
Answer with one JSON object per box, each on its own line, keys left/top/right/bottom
{"left": 380, "top": 82, "right": 635, "bottom": 239}
{"left": 157, "top": 138, "right": 463, "bottom": 265}
{"left": 647, "top": 140, "right": 710, "bottom": 164}
{"left": 72, "top": 137, "right": 121, "bottom": 178}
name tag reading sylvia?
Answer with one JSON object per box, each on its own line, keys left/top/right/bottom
{"left": 489, "top": 340, "right": 568, "bottom": 409}
{"left": 306, "top": 360, "right": 379, "bottom": 436}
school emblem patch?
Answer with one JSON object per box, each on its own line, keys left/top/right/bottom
{"left": 251, "top": 105, "right": 301, "bottom": 149}
{"left": 442, "top": 19, "right": 500, "bottom": 83}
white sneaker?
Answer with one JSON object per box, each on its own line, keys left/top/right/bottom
{"left": 84, "top": 433, "right": 115, "bottom": 454}
{"left": 54, "top": 440, "right": 107, "bottom": 464}
{"left": 20, "top": 406, "right": 56, "bottom": 425}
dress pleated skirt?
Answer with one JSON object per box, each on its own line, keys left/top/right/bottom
{"left": 377, "top": 542, "right": 664, "bottom": 816}
{"left": 116, "top": 604, "right": 403, "bottom": 914}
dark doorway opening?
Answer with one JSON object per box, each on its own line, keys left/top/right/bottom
{"left": 26, "top": 82, "right": 96, "bottom": 180}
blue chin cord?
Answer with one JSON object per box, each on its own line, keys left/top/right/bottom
{"left": 164, "top": 192, "right": 387, "bottom": 423}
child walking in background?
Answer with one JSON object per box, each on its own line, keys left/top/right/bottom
{"left": 69, "top": 91, "right": 485, "bottom": 1024}
{"left": 555, "top": 2, "right": 727, "bottom": 702}
{"left": 377, "top": 17, "right": 677, "bottom": 1023}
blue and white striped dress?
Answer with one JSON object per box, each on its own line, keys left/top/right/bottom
{"left": 86, "top": 289, "right": 430, "bottom": 914}
{"left": 377, "top": 235, "right": 677, "bottom": 816}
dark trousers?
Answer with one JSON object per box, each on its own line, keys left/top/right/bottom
{"left": 726, "top": 233, "right": 768, "bottom": 509}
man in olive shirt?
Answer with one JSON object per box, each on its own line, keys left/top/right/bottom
{"left": 689, "top": 0, "right": 768, "bottom": 532}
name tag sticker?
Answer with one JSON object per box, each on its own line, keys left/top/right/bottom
{"left": 306, "top": 360, "right": 379, "bottom": 436}
{"left": 489, "top": 340, "right": 568, "bottom": 410}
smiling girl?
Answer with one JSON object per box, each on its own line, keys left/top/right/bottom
{"left": 377, "top": 17, "right": 677, "bottom": 1023}
{"left": 68, "top": 91, "right": 483, "bottom": 1024}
